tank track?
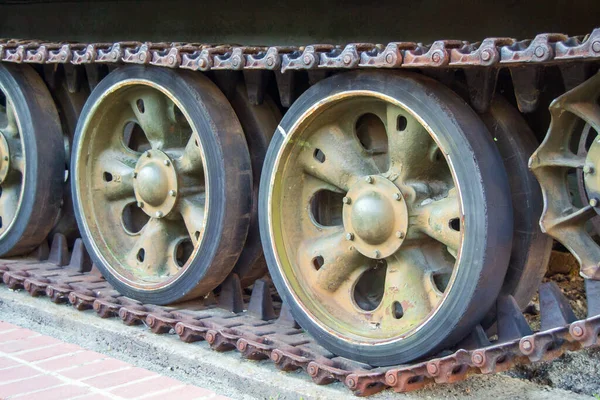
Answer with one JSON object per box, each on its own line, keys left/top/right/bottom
{"left": 0, "top": 234, "right": 598, "bottom": 397}
{"left": 1, "top": 29, "right": 600, "bottom": 396}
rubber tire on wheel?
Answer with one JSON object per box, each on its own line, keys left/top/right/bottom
{"left": 481, "top": 97, "right": 552, "bottom": 310}
{"left": 0, "top": 64, "right": 65, "bottom": 256}
{"left": 259, "top": 71, "right": 513, "bottom": 365}
{"left": 72, "top": 66, "right": 252, "bottom": 304}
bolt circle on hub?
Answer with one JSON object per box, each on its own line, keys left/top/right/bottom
{"left": 0, "top": 133, "right": 11, "bottom": 184}
{"left": 133, "top": 149, "right": 178, "bottom": 218}
{"left": 342, "top": 176, "right": 408, "bottom": 258}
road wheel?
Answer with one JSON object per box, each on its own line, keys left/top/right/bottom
{"left": 72, "top": 66, "right": 252, "bottom": 304}
{"left": 259, "top": 71, "right": 513, "bottom": 365}
{"left": 0, "top": 64, "right": 64, "bottom": 256}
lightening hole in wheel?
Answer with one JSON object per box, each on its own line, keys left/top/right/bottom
{"left": 103, "top": 172, "right": 113, "bottom": 182}
{"left": 173, "top": 105, "right": 187, "bottom": 125}
{"left": 396, "top": 115, "right": 408, "bottom": 131}
{"left": 122, "top": 202, "right": 150, "bottom": 234}
{"left": 312, "top": 256, "right": 324, "bottom": 271}
{"left": 392, "top": 301, "right": 404, "bottom": 319}
{"left": 123, "top": 121, "right": 151, "bottom": 153}
{"left": 175, "top": 239, "right": 194, "bottom": 267}
{"left": 449, "top": 218, "right": 460, "bottom": 231}
{"left": 313, "top": 148, "right": 326, "bottom": 163}
{"left": 136, "top": 248, "right": 145, "bottom": 262}
{"left": 433, "top": 272, "right": 451, "bottom": 293}
{"left": 353, "top": 261, "right": 386, "bottom": 311}
{"left": 310, "top": 190, "right": 344, "bottom": 226}
{"left": 356, "top": 113, "right": 389, "bottom": 171}
{"left": 136, "top": 99, "right": 145, "bottom": 113}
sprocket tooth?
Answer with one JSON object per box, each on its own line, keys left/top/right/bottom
{"left": 585, "top": 279, "right": 600, "bottom": 317}
{"left": 539, "top": 282, "right": 577, "bottom": 331}
{"left": 276, "top": 301, "right": 300, "bottom": 329}
{"left": 456, "top": 324, "right": 491, "bottom": 349}
{"left": 497, "top": 295, "right": 533, "bottom": 343}
{"left": 47, "top": 233, "right": 69, "bottom": 266}
{"left": 218, "top": 273, "right": 244, "bottom": 314}
{"left": 247, "top": 279, "right": 276, "bottom": 321}
{"left": 274, "top": 71, "right": 296, "bottom": 108}
{"left": 68, "top": 239, "right": 92, "bottom": 272}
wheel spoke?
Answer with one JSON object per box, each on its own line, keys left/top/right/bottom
{"left": 300, "top": 124, "right": 378, "bottom": 191}
{"left": 176, "top": 135, "right": 204, "bottom": 175}
{"left": 386, "top": 105, "right": 438, "bottom": 180}
{"left": 0, "top": 184, "right": 20, "bottom": 233}
{"left": 2, "top": 100, "right": 18, "bottom": 137}
{"left": 410, "top": 189, "right": 461, "bottom": 254}
{"left": 300, "top": 228, "right": 368, "bottom": 292}
{"left": 131, "top": 92, "right": 185, "bottom": 150}
{"left": 377, "top": 248, "right": 432, "bottom": 327}
{"left": 179, "top": 194, "right": 206, "bottom": 245}
{"left": 95, "top": 149, "right": 136, "bottom": 201}
{"left": 127, "top": 218, "right": 182, "bottom": 275}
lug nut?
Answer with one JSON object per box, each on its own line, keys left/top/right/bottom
{"left": 365, "top": 176, "right": 373, "bottom": 184}
{"left": 590, "top": 198, "right": 599, "bottom": 208}
{"left": 137, "top": 202, "right": 144, "bottom": 208}
{"left": 374, "top": 250, "right": 381, "bottom": 259}
{"left": 163, "top": 160, "right": 170, "bottom": 166}
{"left": 345, "top": 232, "right": 354, "bottom": 241}
{"left": 3, "top": 155, "right": 8, "bottom": 161}
{"left": 393, "top": 193, "right": 402, "bottom": 201}
{"left": 342, "top": 196, "right": 351, "bottom": 205}
{"left": 155, "top": 211, "right": 163, "bottom": 218}
{"left": 396, "top": 231, "right": 405, "bottom": 239}
{"left": 584, "top": 165, "right": 594, "bottom": 174}
{"left": 169, "top": 190, "right": 177, "bottom": 197}
{"left": 133, "top": 171, "right": 137, "bottom": 178}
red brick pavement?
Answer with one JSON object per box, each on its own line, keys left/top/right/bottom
{"left": 0, "top": 321, "right": 232, "bottom": 399}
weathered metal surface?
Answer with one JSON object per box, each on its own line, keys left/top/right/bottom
{"left": 1, "top": 236, "right": 598, "bottom": 396}
{"left": 530, "top": 71, "right": 600, "bottom": 279}
{"left": 0, "top": 29, "right": 599, "bottom": 74}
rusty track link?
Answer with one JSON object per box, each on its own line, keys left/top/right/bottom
{"left": 0, "top": 234, "right": 598, "bottom": 396}
{"left": 0, "top": 30, "right": 599, "bottom": 72}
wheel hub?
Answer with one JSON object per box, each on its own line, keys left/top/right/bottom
{"left": 133, "top": 149, "right": 178, "bottom": 218}
{"left": 342, "top": 175, "right": 408, "bottom": 258}
{"left": 0, "top": 132, "right": 11, "bottom": 184}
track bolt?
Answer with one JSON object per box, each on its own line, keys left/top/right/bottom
{"left": 237, "top": 340, "right": 247, "bottom": 351}
{"left": 385, "top": 53, "right": 395, "bottom": 64}
{"left": 155, "top": 211, "right": 163, "bottom": 218}
{"left": 385, "top": 373, "right": 398, "bottom": 386}
{"left": 206, "top": 331, "right": 216, "bottom": 344}
{"left": 590, "top": 198, "right": 599, "bottom": 208}
{"left": 303, "top": 55, "right": 313, "bottom": 65}
{"left": 169, "top": 190, "right": 177, "bottom": 197}
{"left": 198, "top": 58, "right": 208, "bottom": 69}
{"left": 393, "top": 193, "right": 402, "bottom": 201}
{"left": 163, "top": 160, "right": 170, "bottom": 166}
{"left": 342, "top": 196, "right": 351, "bottom": 205}
{"left": 307, "top": 364, "right": 318, "bottom": 377}
{"left": 472, "top": 353, "right": 484, "bottom": 365}
{"left": 365, "top": 176, "right": 374, "bottom": 184}
{"left": 534, "top": 46, "right": 546, "bottom": 58}
{"left": 271, "top": 351, "right": 281, "bottom": 363}
{"left": 266, "top": 56, "right": 275, "bottom": 67}
{"left": 346, "top": 377, "right": 356, "bottom": 389}
{"left": 346, "top": 232, "right": 354, "bottom": 241}
{"left": 374, "top": 250, "right": 381, "bottom": 259}
{"left": 432, "top": 52, "right": 441, "bottom": 63}
{"left": 521, "top": 339, "right": 532, "bottom": 351}
{"left": 572, "top": 325, "right": 584, "bottom": 337}
{"left": 427, "top": 363, "right": 438, "bottom": 375}
{"left": 481, "top": 49, "right": 492, "bottom": 62}
{"left": 396, "top": 231, "right": 405, "bottom": 239}
{"left": 592, "top": 41, "right": 600, "bottom": 53}
{"left": 584, "top": 165, "right": 594, "bottom": 174}
{"left": 137, "top": 201, "right": 144, "bottom": 208}
{"left": 342, "top": 54, "right": 352, "bottom": 65}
